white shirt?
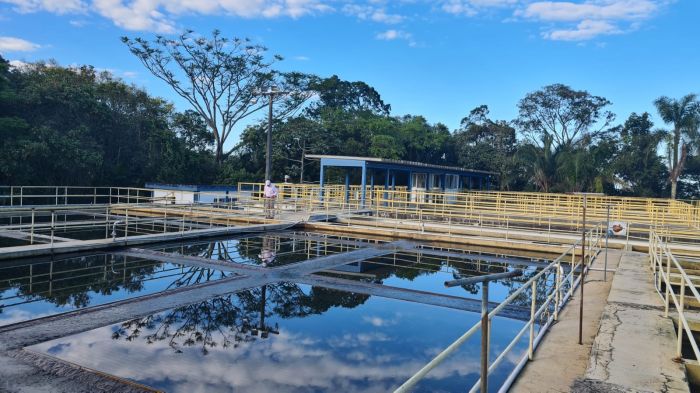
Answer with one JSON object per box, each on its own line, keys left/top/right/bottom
{"left": 263, "top": 184, "right": 278, "bottom": 198}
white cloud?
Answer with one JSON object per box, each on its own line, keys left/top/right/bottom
{"left": 440, "top": 0, "right": 668, "bottom": 41}
{"left": 518, "top": 0, "right": 659, "bottom": 22}
{"left": 8, "top": 59, "right": 30, "bottom": 69}
{"left": 92, "top": 0, "right": 177, "bottom": 33}
{"left": 0, "top": 0, "right": 671, "bottom": 41}
{"left": 362, "top": 315, "right": 398, "bottom": 327}
{"left": 28, "top": 321, "right": 489, "bottom": 393}
{"left": 0, "top": 0, "right": 87, "bottom": 14}
{"left": 441, "top": 0, "right": 518, "bottom": 16}
{"left": 376, "top": 29, "right": 408, "bottom": 40}
{"left": 521, "top": 0, "right": 665, "bottom": 41}
{"left": 543, "top": 19, "right": 620, "bottom": 41}
{"left": 293, "top": 55, "right": 310, "bottom": 61}
{"left": 0, "top": 36, "right": 41, "bottom": 52}
{"left": 375, "top": 29, "right": 418, "bottom": 47}
{"left": 69, "top": 19, "right": 90, "bottom": 27}
{"left": 343, "top": 4, "right": 404, "bottom": 24}
{"left": 0, "top": 0, "right": 334, "bottom": 33}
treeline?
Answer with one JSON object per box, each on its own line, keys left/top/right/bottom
{"left": 0, "top": 57, "right": 216, "bottom": 186}
{"left": 1, "top": 54, "right": 698, "bottom": 199}
{"left": 234, "top": 80, "right": 699, "bottom": 199}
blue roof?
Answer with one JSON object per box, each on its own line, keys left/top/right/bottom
{"left": 306, "top": 155, "right": 496, "bottom": 176}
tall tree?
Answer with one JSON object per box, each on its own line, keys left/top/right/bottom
{"left": 0, "top": 58, "right": 216, "bottom": 186}
{"left": 613, "top": 113, "right": 667, "bottom": 196}
{"left": 654, "top": 94, "right": 700, "bottom": 199}
{"left": 307, "top": 75, "right": 391, "bottom": 117}
{"left": 518, "top": 135, "right": 558, "bottom": 192}
{"left": 516, "top": 84, "right": 615, "bottom": 151}
{"left": 123, "top": 29, "right": 315, "bottom": 164}
{"left": 453, "top": 105, "right": 519, "bottom": 190}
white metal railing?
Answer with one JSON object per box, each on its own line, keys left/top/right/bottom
{"left": 0, "top": 186, "right": 154, "bottom": 206}
{"left": 649, "top": 231, "right": 700, "bottom": 362}
{"left": 394, "top": 223, "right": 604, "bottom": 393}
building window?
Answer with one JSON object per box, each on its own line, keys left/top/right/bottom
{"left": 429, "top": 174, "right": 441, "bottom": 189}
{"left": 445, "top": 174, "right": 459, "bottom": 190}
{"left": 412, "top": 173, "right": 427, "bottom": 189}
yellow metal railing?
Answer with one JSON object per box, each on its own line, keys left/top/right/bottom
{"left": 395, "top": 223, "right": 605, "bottom": 392}
{"left": 238, "top": 183, "right": 700, "bottom": 242}
{"left": 649, "top": 231, "right": 700, "bottom": 363}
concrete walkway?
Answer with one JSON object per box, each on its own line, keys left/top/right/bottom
{"left": 511, "top": 250, "right": 622, "bottom": 393}
{"left": 572, "top": 252, "right": 689, "bottom": 392}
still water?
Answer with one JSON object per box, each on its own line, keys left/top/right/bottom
{"left": 3, "top": 231, "right": 551, "bottom": 392}
{"left": 29, "top": 284, "right": 529, "bottom": 392}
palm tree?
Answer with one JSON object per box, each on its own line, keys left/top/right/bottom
{"left": 654, "top": 94, "right": 700, "bottom": 199}
{"left": 518, "top": 134, "right": 558, "bottom": 192}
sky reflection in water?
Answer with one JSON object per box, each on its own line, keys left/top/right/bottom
{"left": 30, "top": 284, "right": 528, "bottom": 392}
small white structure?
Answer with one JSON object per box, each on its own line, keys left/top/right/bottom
{"left": 145, "top": 183, "right": 238, "bottom": 205}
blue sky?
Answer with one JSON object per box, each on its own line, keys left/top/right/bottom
{"left": 1, "top": 0, "right": 698, "bottom": 145}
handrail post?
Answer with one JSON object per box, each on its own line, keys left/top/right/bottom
{"left": 480, "top": 281, "right": 489, "bottom": 393}
{"left": 677, "top": 278, "right": 685, "bottom": 357}
{"left": 30, "top": 208, "right": 35, "bottom": 245}
{"left": 529, "top": 280, "right": 537, "bottom": 359}
{"left": 554, "top": 259, "right": 561, "bottom": 320}
{"left": 50, "top": 210, "right": 55, "bottom": 247}
{"left": 570, "top": 248, "right": 575, "bottom": 297}
{"left": 604, "top": 204, "right": 610, "bottom": 281}
{"left": 665, "top": 252, "right": 671, "bottom": 317}
{"left": 125, "top": 208, "right": 128, "bottom": 240}
{"left": 578, "top": 195, "right": 587, "bottom": 346}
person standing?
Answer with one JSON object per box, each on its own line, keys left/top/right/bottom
{"left": 263, "top": 180, "right": 278, "bottom": 219}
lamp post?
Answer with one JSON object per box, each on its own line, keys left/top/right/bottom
{"left": 256, "top": 86, "right": 288, "bottom": 181}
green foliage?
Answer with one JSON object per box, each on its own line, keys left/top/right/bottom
{"left": 613, "top": 113, "right": 667, "bottom": 196}
{"left": 516, "top": 83, "right": 615, "bottom": 150}
{"left": 453, "top": 105, "right": 521, "bottom": 190}
{"left": 1, "top": 47, "right": 694, "bottom": 200}
{"left": 226, "top": 77, "right": 452, "bottom": 184}
{"left": 0, "top": 56, "right": 215, "bottom": 186}
{"left": 123, "top": 30, "right": 315, "bottom": 163}
{"left": 679, "top": 154, "right": 700, "bottom": 199}
{"left": 307, "top": 75, "right": 390, "bottom": 116}
{"left": 653, "top": 94, "right": 700, "bottom": 198}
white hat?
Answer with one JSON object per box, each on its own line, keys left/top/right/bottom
{"left": 265, "top": 180, "right": 271, "bottom": 186}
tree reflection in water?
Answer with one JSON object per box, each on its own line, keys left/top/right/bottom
{"left": 112, "top": 283, "right": 370, "bottom": 355}
{"left": 0, "top": 254, "right": 163, "bottom": 310}
{"left": 110, "top": 240, "right": 536, "bottom": 356}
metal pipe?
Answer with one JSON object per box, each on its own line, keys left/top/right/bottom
{"left": 30, "top": 208, "right": 35, "bottom": 245}
{"left": 111, "top": 220, "right": 123, "bottom": 240}
{"left": 444, "top": 269, "right": 523, "bottom": 287}
{"left": 529, "top": 280, "right": 537, "bottom": 359}
{"left": 50, "top": 210, "right": 55, "bottom": 247}
{"left": 480, "top": 281, "right": 489, "bottom": 393}
{"left": 579, "top": 195, "right": 586, "bottom": 345}
{"left": 605, "top": 204, "right": 610, "bottom": 281}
